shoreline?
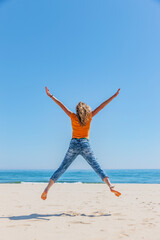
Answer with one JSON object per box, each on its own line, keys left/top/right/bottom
{"left": 1, "top": 182, "right": 160, "bottom": 184}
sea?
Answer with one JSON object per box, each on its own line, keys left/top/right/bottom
{"left": 0, "top": 169, "right": 160, "bottom": 184}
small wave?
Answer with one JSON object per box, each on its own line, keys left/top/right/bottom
{"left": 56, "top": 182, "right": 83, "bottom": 184}
{"left": 21, "top": 182, "right": 83, "bottom": 184}
{"left": 21, "top": 182, "right": 46, "bottom": 184}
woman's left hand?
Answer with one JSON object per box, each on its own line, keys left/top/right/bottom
{"left": 45, "top": 86, "right": 52, "bottom": 97}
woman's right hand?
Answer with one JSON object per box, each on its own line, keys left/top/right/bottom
{"left": 45, "top": 86, "right": 52, "bottom": 97}
{"left": 115, "top": 88, "right": 120, "bottom": 97}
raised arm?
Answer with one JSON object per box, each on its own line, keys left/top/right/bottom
{"left": 92, "top": 88, "right": 120, "bottom": 117}
{"left": 45, "top": 86, "right": 72, "bottom": 117}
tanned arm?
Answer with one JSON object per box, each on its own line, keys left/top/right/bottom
{"left": 45, "top": 86, "right": 72, "bottom": 117}
{"left": 92, "top": 88, "right": 120, "bottom": 117}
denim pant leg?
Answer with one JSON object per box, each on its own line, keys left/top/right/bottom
{"left": 50, "top": 142, "right": 79, "bottom": 182}
{"left": 80, "top": 141, "right": 107, "bottom": 181}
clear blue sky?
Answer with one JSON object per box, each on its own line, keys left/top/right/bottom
{"left": 0, "top": 0, "right": 160, "bottom": 170}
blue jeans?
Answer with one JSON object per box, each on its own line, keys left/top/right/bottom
{"left": 50, "top": 138, "right": 108, "bottom": 182}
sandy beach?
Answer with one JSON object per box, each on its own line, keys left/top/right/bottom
{"left": 0, "top": 183, "right": 160, "bottom": 240}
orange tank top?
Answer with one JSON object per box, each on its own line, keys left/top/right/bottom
{"left": 70, "top": 112, "right": 92, "bottom": 140}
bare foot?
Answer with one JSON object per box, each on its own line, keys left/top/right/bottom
{"left": 41, "top": 191, "right": 48, "bottom": 200}
{"left": 110, "top": 188, "right": 121, "bottom": 197}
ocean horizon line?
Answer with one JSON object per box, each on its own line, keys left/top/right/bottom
{"left": 0, "top": 168, "right": 160, "bottom": 171}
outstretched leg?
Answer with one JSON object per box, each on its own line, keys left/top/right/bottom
{"left": 41, "top": 144, "right": 79, "bottom": 200}
{"left": 80, "top": 142, "right": 114, "bottom": 190}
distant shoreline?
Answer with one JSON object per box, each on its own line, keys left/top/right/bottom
{"left": 0, "top": 182, "right": 160, "bottom": 185}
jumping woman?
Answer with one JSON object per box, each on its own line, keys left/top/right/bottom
{"left": 41, "top": 87, "right": 121, "bottom": 200}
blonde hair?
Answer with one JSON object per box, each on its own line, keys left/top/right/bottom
{"left": 76, "top": 102, "right": 92, "bottom": 126}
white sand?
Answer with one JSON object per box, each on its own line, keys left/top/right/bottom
{"left": 0, "top": 183, "right": 160, "bottom": 240}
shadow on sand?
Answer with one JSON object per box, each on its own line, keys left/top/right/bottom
{"left": 0, "top": 212, "right": 111, "bottom": 221}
